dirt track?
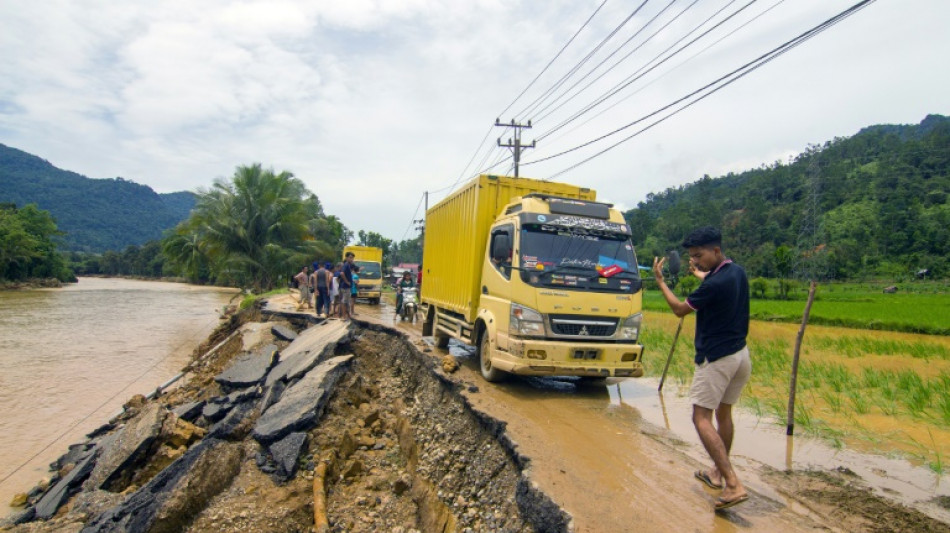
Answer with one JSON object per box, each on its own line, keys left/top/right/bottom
{"left": 329, "top": 295, "right": 949, "bottom": 533}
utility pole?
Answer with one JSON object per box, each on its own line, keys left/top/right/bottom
{"left": 496, "top": 118, "right": 536, "bottom": 178}
{"left": 414, "top": 191, "right": 427, "bottom": 255}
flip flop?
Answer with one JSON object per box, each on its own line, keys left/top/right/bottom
{"left": 714, "top": 494, "right": 749, "bottom": 511}
{"left": 694, "top": 470, "right": 723, "bottom": 490}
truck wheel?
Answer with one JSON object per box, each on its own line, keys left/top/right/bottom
{"left": 372, "top": 298, "right": 379, "bottom": 305}
{"left": 479, "top": 333, "right": 505, "bottom": 382}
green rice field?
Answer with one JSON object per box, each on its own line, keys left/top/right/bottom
{"left": 640, "top": 281, "right": 950, "bottom": 473}
{"left": 642, "top": 282, "right": 950, "bottom": 335}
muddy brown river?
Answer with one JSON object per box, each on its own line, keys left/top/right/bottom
{"left": 0, "top": 278, "right": 237, "bottom": 517}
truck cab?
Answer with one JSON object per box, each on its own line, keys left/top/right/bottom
{"left": 475, "top": 194, "right": 644, "bottom": 381}
{"left": 343, "top": 245, "right": 383, "bottom": 304}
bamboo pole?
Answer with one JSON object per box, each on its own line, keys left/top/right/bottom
{"left": 313, "top": 461, "right": 330, "bottom": 532}
{"left": 658, "top": 316, "right": 685, "bottom": 392}
{"left": 787, "top": 280, "right": 818, "bottom": 436}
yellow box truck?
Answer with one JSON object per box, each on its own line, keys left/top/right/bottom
{"left": 421, "top": 174, "right": 644, "bottom": 382}
{"left": 343, "top": 245, "right": 383, "bottom": 304}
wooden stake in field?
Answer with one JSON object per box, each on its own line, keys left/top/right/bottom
{"left": 658, "top": 316, "right": 684, "bottom": 392}
{"left": 787, "top": 281, "right": 818, "bottom": 436}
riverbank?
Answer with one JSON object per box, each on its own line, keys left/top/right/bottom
{"left": 2, "top": 301, "right": 568, "bottom": 532}
{"left": 0, "top": 278, "right": 64, "bottom": 291}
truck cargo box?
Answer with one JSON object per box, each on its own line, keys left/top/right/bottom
{"left": 421, "top": 175, "right": 596, "bottom": 322}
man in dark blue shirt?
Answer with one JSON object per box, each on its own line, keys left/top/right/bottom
{"left": 340, "top": 251, "right": 355, "bottom": 320}
{"left": 653, "top": 226, "right": 751, "bottom": 511}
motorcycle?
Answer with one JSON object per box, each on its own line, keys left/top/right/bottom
{"left": 399, "top": 287, "right": 419, "bottom": 323}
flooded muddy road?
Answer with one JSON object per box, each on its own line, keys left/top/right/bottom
{"left": 270, "top": 295, "right": 950, "bottom": 532}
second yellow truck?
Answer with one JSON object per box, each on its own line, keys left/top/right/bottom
{"left": 421, "top": 174, "right": 645, "bottom": 382}
{"left": 343, "top": 245, "right": 383, "bottom": 304}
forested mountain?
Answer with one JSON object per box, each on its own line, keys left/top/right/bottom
{"left": 0, "top": 144, "right": 195, "bottom": 252}
{"left": 624, "top": 114, "right": 950, "bottom": 280}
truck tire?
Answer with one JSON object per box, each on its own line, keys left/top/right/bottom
{"left": 479, "top": 333, "right": 505, "bottom": 382}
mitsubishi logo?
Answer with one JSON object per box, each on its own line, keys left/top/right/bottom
{"left": 579, "top": 326, "right": 590, "bottom": 336}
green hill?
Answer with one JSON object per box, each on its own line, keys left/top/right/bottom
{"left": 0, "top": 144, "right": 195, "bottom": 252}
{"left": 624, "top": 114, "right": 950, "bottom": 280}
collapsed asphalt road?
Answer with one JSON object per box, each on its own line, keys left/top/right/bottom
{"left": 4, "top": 303, "right": 570, "bottom": 532}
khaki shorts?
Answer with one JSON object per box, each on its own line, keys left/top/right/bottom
{"left": 689, "top": 346, "right": 751, "bottom": 410}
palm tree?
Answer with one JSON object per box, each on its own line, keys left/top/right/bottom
{"left": 165, "top": 164, "right": 337, "bottom": 292}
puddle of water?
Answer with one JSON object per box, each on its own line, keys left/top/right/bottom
{"left": 613, "top": 377, "right": 950, "bottom": 522}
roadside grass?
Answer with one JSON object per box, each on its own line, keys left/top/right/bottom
{"left": 240, "top": 287, "right": 289, "bottom": 309}
{"left": 642, "top": 308, "right": 950, "bottom": 472}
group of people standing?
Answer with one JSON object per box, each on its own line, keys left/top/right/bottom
{"left": 293, "top": 251, "right": 359, "bottom": 319}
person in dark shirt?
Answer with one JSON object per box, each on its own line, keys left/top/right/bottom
{"left": 340, "top": 252, "right": 355, "bottom": 320}
{"left": 653, "top": 226, "right": 751, "bottom": 511}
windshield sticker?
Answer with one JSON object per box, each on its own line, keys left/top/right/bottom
{"left": 559, "top": 258, "right": 598, "bottom": 269}
{"left": 523, "top": 260, "right": 537, "bottom": 269}
{"left": 599, "top": 256, "right": 629, "bottom": 270}
{"left": 540, "top": 215, "right": 629, "bottom": 234}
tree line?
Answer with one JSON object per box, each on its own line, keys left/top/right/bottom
{"left": 0, "top": 203, "right": 75, "bottom": 283}
{"left": 625, "top": 114, "right": 950, "bottom": 282}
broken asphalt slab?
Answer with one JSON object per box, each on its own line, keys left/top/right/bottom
{"left": 268, "top": 432, "right": 308, "bottom": 482}
{"left": 81, "top": 438, "right": 243, "bottom": 533}
{"left": 253, "top": 355, "right": 353, "bottom": 444}
{"left": 214, "top": 344, "right": 278, "bottom": 389}
{"left": 271, "top": 324, "right": 297, "bottom": 341}
{"left": 84, "top": 403, "right": 165, "bottom": 492}
{"left": 35, "top": 447, "right": 98, "bottom": 520}
{"left": 264, "top": 320, "right": 350, "bottom": 388}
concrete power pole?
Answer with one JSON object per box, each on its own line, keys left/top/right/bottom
{"left": 496, "top": 119, "right": 536, "bottom": 178}
{"left": 414, "top": 191, "right": 427, "bottom": 254}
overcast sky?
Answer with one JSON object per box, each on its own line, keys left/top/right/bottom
{"left": 2, "top": 0, "right": 948, "bottom": 242}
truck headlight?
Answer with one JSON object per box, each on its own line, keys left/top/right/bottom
{"left": 620, "top": 313, "right": 642, "bottom": 341}
{"left": 510, "top": 303, "right": 545, "bottom": 337}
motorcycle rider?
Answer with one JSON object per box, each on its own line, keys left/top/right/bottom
{"left": 395, "top": 271, "right": 415, "bottom": 315}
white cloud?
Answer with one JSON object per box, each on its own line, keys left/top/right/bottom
{"left": 1, "top": 0, "right": 948, "bottom": 242}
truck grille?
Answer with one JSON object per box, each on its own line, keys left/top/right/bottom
{"left": 549, "top": 315, "right": 618, "bottom": 337}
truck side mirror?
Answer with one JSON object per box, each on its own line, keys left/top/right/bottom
{"left": 491, "top": 234, "right": 511, "bottom": 262}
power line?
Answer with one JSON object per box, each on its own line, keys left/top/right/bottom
{"left": 399, "top": 192, "right": 426, "bottom": 242}
{"left": 540, "top": 0, "right": 788, "bottom": 148}
{"left": 497, "top": 0, "right": 610, "bottom": 120}
{"left": 531, "top": 0, "right": 877, "bottom": 177}
{"left": 537, "top": 0, "right": 758, "bottom": 144}
{"left": 529, "top": 0, "right": 689, "bottom": 124}
{"left": 440, "top": 1, "right": 611, "bottom": 196}
{"left": 515, "top": 0, "right": 651, "bottom": 121}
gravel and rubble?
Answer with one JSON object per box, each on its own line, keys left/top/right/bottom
{"left": 2, "top": 303, "right": 571, "bottom": 533}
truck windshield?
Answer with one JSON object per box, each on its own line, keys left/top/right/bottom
{"left": 519, "top": 223, "right": 641, "bottom": 292}
{"left": 354, "top": 261, "right": 381, "bottom": 280}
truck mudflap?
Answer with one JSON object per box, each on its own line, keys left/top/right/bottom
{"left": 492, "top": 339, "right": 644, "bottom": 378}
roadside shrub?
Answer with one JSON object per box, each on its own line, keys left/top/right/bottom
{"left": 751, "top": 277, "right": 769, "bottom": 298}
{"left": 678, "top": 276, "right": 699, "bottom": 297}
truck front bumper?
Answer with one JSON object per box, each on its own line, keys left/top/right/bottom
{"left": 493, "top": 338, "right": 644, "bottom": 378}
